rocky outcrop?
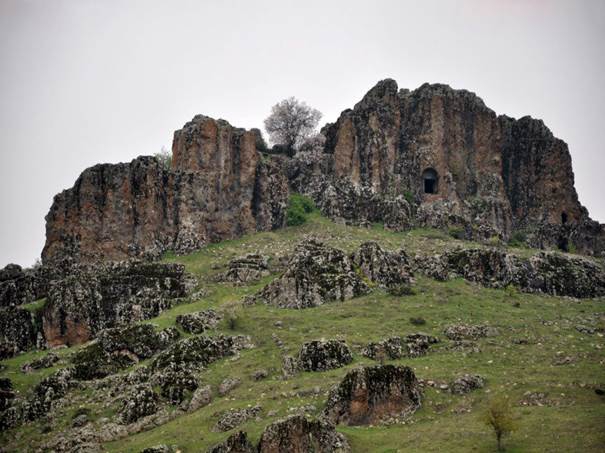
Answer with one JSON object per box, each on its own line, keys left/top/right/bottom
{"left": 362, "top": 334, "right": 439, "bottom": 361}
{"left": 43, "top": 116, "right": 289, "bottom": 264}
{"left": 350, "top": 241, "right": 412, "bottom": 289}
{"left": 41, "top": 80, "right": 604, "bottom": 262}
{"left": 71, "top": 324, "right": 180, "bottom": 380}
{"left": 252, "top": 239, "right": 368, "bottom": 309}
{"left": 257, "top": 415, "right": 351, "bottom": 453}
{"left": 0, "top": 306, "right": 40, "bottom": 359}
{"left": 213, "top": 405, "right": 262, "bottom": 432}
{"left": 219, "top": 254, "right": 270, "bottom": 285}
{"left": 415, "top": 247, "right": 605, "bottom": 298}
{"left": 119, "top": 384, "right": 159, "bottom": 424}
{"left": 0, "top": 264, "right": 53, "bottom": 307}
{"left": 42, "top": 261, "right": 190, "bottom": 346}
{"left": 176, "top": 309, "right": 222, "bottom": 334}
{"left": 323, "top": 365, "right": 421, "bottom": 425}
{"left": 209, "top": 431, "right": 256, "bottom": 453}
{"left": 450, "top": 374, "right": 485, "bottom": 394}
{"left": 150, "top": 334, "right": 252, "bottom": 371}
{"left": 297, "top": 339, "right": 353, "bottom": 372}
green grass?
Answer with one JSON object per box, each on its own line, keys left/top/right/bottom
{"left": 1, "top": 216, "right": 604, "bottom": 452}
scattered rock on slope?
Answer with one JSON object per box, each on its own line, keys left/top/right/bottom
{"left": 220, "top": 254, "right": 270, "bottom": 285}
{"left": 257, "top": 415, "right": 351, "bottom": 453}
{"left": 362, "top": 333, "right": 439, "bottom": 360}
{"left": 176, "top": 309, "right": 222, "bottom": 334}
{"left": 208, "top": 431, "right": 256, "bottom": 453}
{"left": 297, "top": 339, "right": 353, "bottom": 371}
{"left": 323, "top": 365, "right": 421, "bottom": 425}
{"left": 350, "top": 241, "right": 413, "bottom": 289}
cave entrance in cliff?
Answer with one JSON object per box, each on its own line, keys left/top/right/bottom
{"left": 422, "top": 168, "right": 438, "bottom": 194}
{"left": 561, "top": 212, "right": 568, "bottom": 225}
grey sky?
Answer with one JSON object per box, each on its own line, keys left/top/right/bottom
{"left": 1, "top": 0, "right": 604, "bottom": 267}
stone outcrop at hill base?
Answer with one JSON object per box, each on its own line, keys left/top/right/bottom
{"left": 323, "top": 365, "right": 421, "bottom": 426}
{"left": 42, "top": 261, "right": 191, "bottom": 346}
{"left": 41, "top": 80, "right": 605, "bottom": 266}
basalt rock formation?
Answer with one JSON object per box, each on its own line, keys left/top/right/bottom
{"left": 41, "top": 80, "right": 605, "bottom": 265}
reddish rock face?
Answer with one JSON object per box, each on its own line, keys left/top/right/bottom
{"left": 42, "top": 116, "right": 288, "bottom": 264}
{"left": 42, "top": 81, "right": 604, "bottom": 262}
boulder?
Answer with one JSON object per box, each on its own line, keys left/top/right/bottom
{"left": 176, "top": 309, "right": 222, "bottom": 334}
{"left": 208, "top": 431, "right": 255, "bottom": 453}
{"left": 220, "top": 254, "right": 270, "bottom": 285}
{"left": 119, "top": 384, "right": 159, "bottom": 424}
{"left": 253, "top": 239, "right": 368, "bottom": 309}
{"left": 188, "top": 385, "right": 212, "bottom": 412}
{"left": 450, "top": 374, "right": 485, "bottom": 394}
{"left": 297, "top": 339, "right": 353, "bottom": 372}
{"left": 350, "top": 241, "right": 412, "bottom": 289}
{"left": 257, "top": 415, "right": 350, "bottom": 453}
{"left": 323, "top": 365, "right": 421, "bottom": 425}
{"left": 21, "top": 352, "right": 60, "bottom": 372}
{"left": 218, "top": 378, "right": 241, "bottom": 396}
{"left": 362, "top": 334, "right": 439, "bottom": 360}
{"left": 213, "top": 405, "right": 262, "bottom": 432}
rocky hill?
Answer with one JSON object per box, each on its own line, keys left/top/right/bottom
{"left": 1, "top": 80, "right": 604, "bottom": 452}
{"left": 42, "top": 80, "right": 605, "bottom": 265}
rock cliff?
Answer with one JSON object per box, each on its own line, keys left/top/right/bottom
{"left": 42, "top": 80, "right": 605, "bottom": 262}
{"left": 43, "top": 116, "right": 288, "bottom": 264}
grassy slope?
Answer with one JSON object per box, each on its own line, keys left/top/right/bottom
{"left": 1, "top": 213, "right": 604, "bottom": 452}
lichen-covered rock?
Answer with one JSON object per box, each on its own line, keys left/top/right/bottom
{"left": 323, "top": 365, "right": 421, "bottom": 425}
{"left": 0, "top": 263, "right": 55, "bottom": 307}
{"left": 21, "top": 352, "right": 60, "bottom": 372}
{"left": 297, "top": 339, "right": 353, "bottom": 372}
{"left": 450, "top": 374, "right": 485, "bottom": 394}
{"left": 0, "top": 306, "right": 39, "bottom": 359}
{"left": 218, "top": 378, "right": 241, "bottom": 396}
{"left": 71, "top": 324, "right": 179, "bottom": 380}
{"left": 176, "top": 309, "right": 222, "bottom": 334}
{"left": 151, "top": 335, "right": 252, "bottom": 371}
{"left": 220, "top": 254, "right": 270, "bottom": 285}
{"left": 188, "top": 384, "right": 212, "bottom": 412}
{"left": 350, "top": 241, "right": 412, "bottom": 289}
{"left": 253, "top": 239, "right": 369, "bottom": 309}
{"left": 208, "top": 431, "right": 256, "bottom": 453}
{"left": 150, "top": 363, "right": 198, "bottom": 404}
{"left": 119, "top": 384, "right": 159, "bottom": 424}
{"left": 415, "top": 247, "right": 605, "bottom": 298}
{"left": 362, "top": 334, "right": 439, "bottom": 360}
{"left": 42, "top": 261, "right": 190, "bottom": 346}
{"left": 213, "top": 405, "right": 262, "bottom": 432}
{"left": 257, "top": 415, "right": 351, "bottom": 453}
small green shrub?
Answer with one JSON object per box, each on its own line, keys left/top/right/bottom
{"left": 403, "top": 190, "right": 414, "bottom": 204}
{"left": 448, "top": 226, "right": 465, "bottom": 240}
{"left": 154, "top": 148, "right": 172, "bottom": 170}
{"left": 388, "top": 284, "right": 415, "bottom": 296}
{"left": 483, "top": 396, "right": 517, "bottom": 451}
{"left": 509, "top": 231, "right": 527, "bottom": 248}
{"left": 286, "top": 194, "right": 316, "bottom": 226}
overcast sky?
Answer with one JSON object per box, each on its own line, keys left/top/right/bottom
{"left": 1, "top": 0, "right": 604, "bottom": 267}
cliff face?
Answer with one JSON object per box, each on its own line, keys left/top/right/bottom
{"left": 42, "top": 116, "right": 288, "bottom": 264}
{"left": 42, "top": 80, "right": 604, "bottom": 262}
{"left": 313, "top": 79, "right": 603, "bottom": 253}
